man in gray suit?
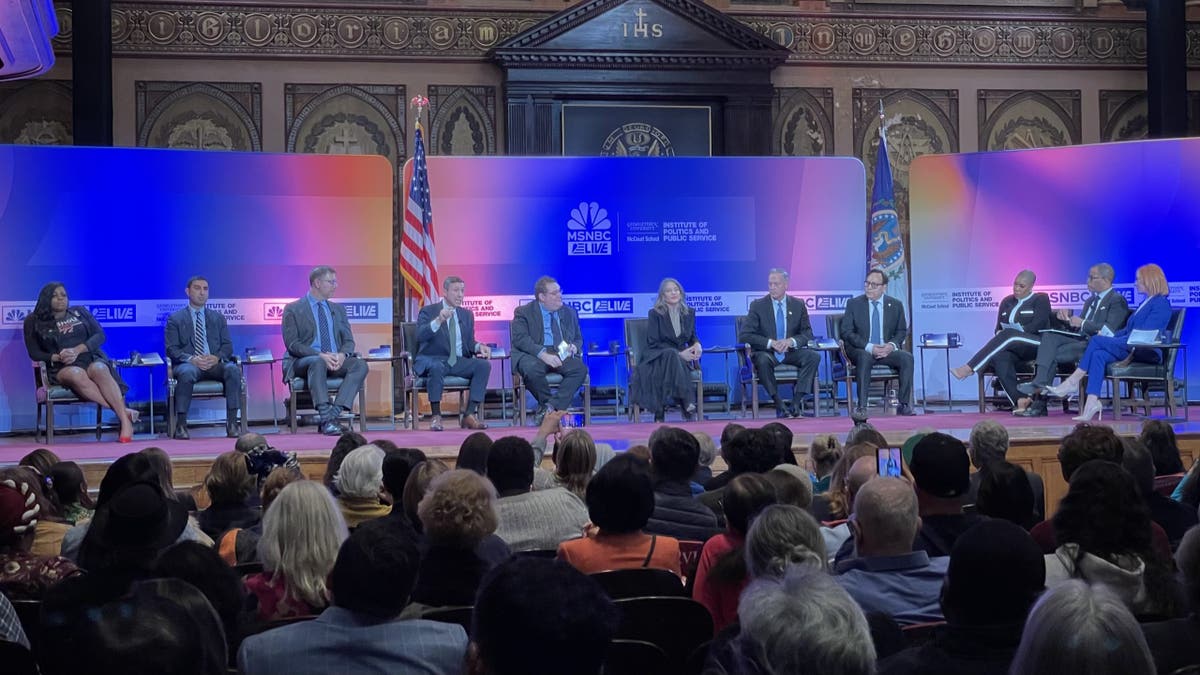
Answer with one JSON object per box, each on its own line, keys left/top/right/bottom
{"left": 510, "top": 276, "right": 587, "bottom": 425}
{"left": 281, "top": 265, "right": 368, "bottom": 435}
{"left": 164, "top": 276, "right": 241, "bottom": 439}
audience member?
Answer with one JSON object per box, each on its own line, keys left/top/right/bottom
{"left": 708, "top": 567, "right": 874, "bottom": 675}
{"left": 745, "top": 504, "right": 826, "bottom": 579}
{"left": 1009, "top": 579, "right": 1155, "bottom": 675}
{"left": 835, "top": 477, "right": 949, "bottom": 625}
{"left": 488, "top": 436, "right": 589, "bottom": 552}
{"left": 822, "top": 455, "right": 877, "bottom": 565}
{"left": 0, "top": 476, "right": 80, "bottom": 599}
{"left": 321, "top": 431, "right": 368, "bottom": 496}
{"left": 559, "top": 454, "right": 681, "bottom": 576}
{"left": 468, "top": 557, "right": 619, "bottom": 675}
{"left": 975, "top": 461, "right": 1037, "bottom": 530}
{"left": 351, "top": 448, "right": 424, "bottom": 544}
{"left": 456, "top": 432, "right": 492, "bottom": 475}
{"left": 333, "top": 444, "right": 390, "bottom": 528}
{"left": 1, "top": 466, "right": 70, "bottom": 558}
{"left": 846, "top": 423, "right": 888, "bottom": 450}
{"left": 1142, "top": 525, "right": 1200, "bottom": 673}
{"left": 239, "top": 527, "right": 467, "bottom": 675}
{"left": 409, "top": 470, "right": 510, "bottom": 611}
{"left": 197, "top": 451, "right": 261, "bottom": 540}
{"left": 765, "top": 464, "right": 814, "bottom": 509}
{"left": 703, "top": 423, "right": 747, "bottom": 492}
{"left": 761, "top": 422, "right": 798, "bottom": 465}
{"left": 140, "top": 446, "right": 199, "bottom": 511}
{"left": 878, "top": 519, "right": 1046, "bottom": 675}
{"left": 1140, "top": 419, "right": 1185, "bottom": 476}
{"left": 699, "top": 428, "right": 779, "bottom": 519}
{"left": 533, "top": 429, "right": 596, "bottom": 499}
{"left": 965, "top": 419, "right": 1045, "bottom": 521}
{"left": 77, "top": 480, "right": 190, "bottom": 576}
{"left": 401, "top": 459, "right": 450, "bottom": 534}
{"left": 245, "top": 480, "right": 348, "bottom": 622}
{"left": 18, "top": 448, "right": 61, "bottom": 481}
{"left": 234, "top": 434, "right": 299, "bottom": 493}
{"left": 0, "top": 590, "right": 29, "bottom": 649}
{"left": 48, "top": 461, "right": 94, "bottom": 526}
{"left": 645, "top": 426, "right": 719, "bottom": 542}
{"left": 691, "top": 431, "right": 717, "bottom": 486}
{"left": 809, "top": 433, "right": 842, "bottom": 493}
{"left": 813, "top": 442, "right": 882, "bottom": 523}
{"left": 217, "top": 466, "right": 303, "bottom": 566}
{"left": 59, "top": 452, "right": 156, "bottom": 561}
{"left": 693, "top": 473, "right": 777, "bottom": 631}
{"left": 1045, "top": 460, "right": 1183, "bottom": 619}
{"left": 153, "top": 541, "right": 245, "bottom": 655}
{"left": 18, "top": 449, "right": 63, "bottom": 519}
{"left": 909, "top": 432, "right": 985, "bottom": 557}
{"left": 625, "top": 444, "right": 651, "bottom": 462}
{"left": 1121, "top": 435, "right": 1197, "bottom": 549}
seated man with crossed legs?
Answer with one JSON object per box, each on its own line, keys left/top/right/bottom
{"left": 414, "top": 275, "right": 492, "bottom": 431}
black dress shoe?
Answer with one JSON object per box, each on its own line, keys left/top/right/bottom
{"left": 896, "top": 403, "right": 917, "bottom": 416}
{"left": 851, "top": 407, "right": 870, "bottom": 423}
{"left": 173, "top": 424, "right": 190, "bottom": 440}
{"left": 1015, "top": 402, "right": 1048, "bottom": 417}
{"left": 531, "top": 405, "right": 550, "bottom": 426}
{"left": 226, "top": 420, "right": 239, "bottom": 438}
{"left": 775, "top": 404, "right": 790, "bottom": 419}
{"left": 319, "top": 420, "right": 347, "bottom": 436}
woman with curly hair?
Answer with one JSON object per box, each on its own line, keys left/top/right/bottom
{"left": 1046, "top": 459, "right": 1184, "bottom": 620}
{"left": 408, "top": 469, "right": 509, "bottom": 612}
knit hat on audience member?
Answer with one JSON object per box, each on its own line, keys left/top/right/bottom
{"left": 909, "top": 432, "right": 970, "bottom": 499}
{"left": 0, "top": 479, "right": 40, "bottom": 544}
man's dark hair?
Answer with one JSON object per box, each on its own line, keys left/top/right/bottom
{"left": 382, "top": 448, "right": 426, "bottom": 499}
{"left": 724, "top": 428, "right": 780, "bottom": 475}
{"left": 486, "top": 436, "right": 536, "bottom": 494}
{"left": 153, "top": 541, "right": 244, "bottom": 645}
{"left": 1119, "top": 436, "right": 1155, "bottom": 499}
{"left": 976, "top": 461, "right": 1036, "bottom": 529}
{"left": 1140, "top": 420, "right": 1185, "bottom": 475}
{"left": 719, "top": 423, "right": 746, "bottom": 456}
{"left": 761, "top": 422, "right": 797, "bottom": 465}
{"left": 323, "top": 431, "right": 369, "bottom": 493}
{"left": 943, "top": 520, "right": 1045, "bottom": 626}
{"left": 1057, "top": 424, "right": 1124, "bottom": 482}
{"left": 457, "top": 432, "right": 493, "bottom": 476}
{"left": 648, "top": 426, "right": 700, "bottom": 482}
{"left": 867, "top": 268, "right": 888, "bottom": 284}
{"left": 329, "top": 526, "right": 420, "bottom": 618}
{"left": 185, "top": 276, "right": 208, "bottom": 289}
{"left": 585, "top": 454, "right": 654, "bottom": 534}
{"left": 472, "top": 558, "right": 619, "bottom": 675}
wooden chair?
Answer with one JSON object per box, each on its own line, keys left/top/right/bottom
{"left": 399, "top": 321, "right": 473, "bottom": 430}
{"left": 421, "top": 605, "right": 473, "bottom": 635}
{"left": 605, "top": 639, "right": 667, "bottom": 675}
{"left": 510, "top": 317, "right": 592, "bottom": 426}
{"left": 614, "top": 596, "right": 713, "bottom": 675}
{"left": 167, "top": 356, "right": 248, "bottom": 438}
{"left": 826, "top": 314, "right": 900, "bottom": 413}
{"left": 285, "top": 366, "right": 366, "bottom": 434}
{"left": 733, "top": 316, "right": 814, "bottom": 419}
{"left": 624, "top": 318, "right": 704, "bottom": 421}
{"left": 1108, "top": 308, "right": 1188, "bottom": 420}
{"left": 32, "top": 361, "right": 103, "bottom": 444}
{"left": 590, "top": 568, "right": 686, "bottom": 600}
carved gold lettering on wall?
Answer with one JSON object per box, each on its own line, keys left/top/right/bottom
{"left": 850, "top": 25, "right": 876, "bottom": 54}
{"left": 146, "top": 11, "right": 178, "bottom": 43}
{"left": 1128, "top": 28, "right": 1147, "bottom": 58}
{"left": 1050, "top": 28, "right": 1076, "bottom": 58}
{"left": 1010, "top": 27, "right": 1038, "bottom": 57}
{"left": 771, "top": 23, "right": 795, "bottom": 49}
{"left": 335, "top": 16, "right": 366, "bottom": 48}
{"left": 971, "top": 27, "right": 997, "bottom": 57}
{"left": 810, "top": 24, "right": 835, "bottom": 54}
{"left": 1088, "top": 28, "right": 1114, "bottom": 59}
{"left": 429, "top": 18, "right": 456, "bottom": 49}
{"left": 931, "top": 26, "right": 958, "bottom": 57}
{"left": 194, "top": 12, "right": 226, "bottom": 46}
{"left": 622, "top": 9, "right": 663, "bottom": 39}
{"left": 111, "top": 10, "right": 130, "bottom": 44}
{"left": 890, "top": 25, "right": 917, "bottom": 56}
{"left": 241, "top": 13, "right": 274, "bottom": 47}
{"left": 381, "top": 17, "right": 410, "bottom": 49}
{"left": 289, "top": 15, "right": 320, "bottom": 47}
{"left": 473, "top": 19, "right": 499, "bottom": 48}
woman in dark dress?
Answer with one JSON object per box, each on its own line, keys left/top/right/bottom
{"left": 630, "top": 278, "right": 703, "bottom": 423}
{"left": 23, "top": 282, "right": 137, "bottom": 442}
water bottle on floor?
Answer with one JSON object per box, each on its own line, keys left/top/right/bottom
{"left": 886, "top": 388, "right": 899, "bottom": 415}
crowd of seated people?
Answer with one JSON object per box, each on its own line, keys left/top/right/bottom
{"left": 6, "top": 414, "right": 1200, "bottom": 675}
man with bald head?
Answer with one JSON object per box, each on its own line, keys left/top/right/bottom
{"left": 833, "top": 477, "right": 949, "bottom": 625}
{"left": 950, "top": 270, "right": 1050, "bottom": 409}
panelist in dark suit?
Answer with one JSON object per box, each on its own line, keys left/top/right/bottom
{"left": 281, "top": 266, "right": 369, "bottom": 436}
{"left": 510, "top": 276, "right": 587, "bottom": 425}
{"left": 629, "top": 277, "right": 702, "bottom": 423}
{"left": 1043, "top": 263, "right": 1173, "bottom": 422}
{"left": 1015, "top": 263, "right": 1131, "bottom": 417}
{"left": 949, "top": 270, "right": 1051, "bottom": 409}
{"left": 839, "top": 268, "right": 916, "bottom": 416}
{"left": 164, "top": 276, "right": 242, "bottom": 439}
{"left": 415, "top": 275, "right": 492, "bottom": 432}
{"left": 738, "top": 268, "right": 821, "bottom": 418}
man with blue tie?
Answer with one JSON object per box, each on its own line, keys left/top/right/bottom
{"left": 415, "top": 276, "right": 492, "bottom": 431}
{"left": 840, "top": 268, "right": 916, "bottom": 417}
{"left": 738, "top": 268, "right": 821, "bottom": 418}
{"left": 165, "top": 276, "right": 242, "bottom": 439}
{"left": 281, "top": 266, "right": 369, "bottom": 436}
{"left": 510, "top": 276, "right": 588, "bottom": 425}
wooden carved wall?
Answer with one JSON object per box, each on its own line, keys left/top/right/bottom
{"left": 136, "top": 81, "right": 262, "bottom": 151}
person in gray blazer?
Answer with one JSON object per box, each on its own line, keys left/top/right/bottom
{"left": 164, "top": 276, "right": 242, "bottom": 439}
{"left": 839, "top": 268, "right": 915, "bottom": 416}
{"left": 1015, "top": 262, "right": 1131, "bottom": 417}
{"left": 281, "top": 266, "right": 368, "bottom": 435}
{"left": 510, "top": 276, "right": 587, "bottom": 425}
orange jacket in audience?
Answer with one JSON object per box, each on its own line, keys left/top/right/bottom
{"left": 558, "top": 531, "right": 681, "bottom": 576}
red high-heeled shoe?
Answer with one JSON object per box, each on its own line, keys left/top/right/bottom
{"left": 118, "top": 435, "right": 132, "bottom": 443}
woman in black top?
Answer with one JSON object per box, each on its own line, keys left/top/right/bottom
{"left": 23, "top": 282, "right": 137, "bottom": 442}
{"left": 629, "top": 277, "right": 703, "bottom": 423}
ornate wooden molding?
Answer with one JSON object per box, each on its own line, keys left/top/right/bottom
{"left": 48, "top": 3, "right": 1200, "bottom": 67}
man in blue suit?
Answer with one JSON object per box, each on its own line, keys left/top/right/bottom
{"left": 238, "top": 526, "right": 468, "bottom": 675}
{"left": 164, "top": 276, "right": 241, "bottom": 439}
{"left": 281, "top": 266, "right": 369, "bottom": 435}
{"left": 415, "top": 275, "right": 492, "bottom": 431}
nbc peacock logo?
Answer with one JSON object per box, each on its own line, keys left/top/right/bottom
{"left": 566, "top": 201, "right": 613, "bottom": 256}
{"left": 2, "top": 305, "right": 33, "bottom": 326}
{"left": 263, "top": 304, "right": 286, "bottom": 321}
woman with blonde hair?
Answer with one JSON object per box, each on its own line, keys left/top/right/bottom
{"left": 244, "top": 480, "right": 349, "bottom": 621}
{"left": 1043, "top": 263, "right": 1173, "bottom": 421}
{"left": 808, "top": 434, "right": 842, "bottom": 494}
{"left": 629, "top": 277, "right": 702, "bottom": 423}
{"left": 534, "top": 429, "right": 597, "bottom": 499}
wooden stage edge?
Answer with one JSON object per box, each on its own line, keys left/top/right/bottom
{"left": 4, "top": 407, "right": 1199, "bottom": 519}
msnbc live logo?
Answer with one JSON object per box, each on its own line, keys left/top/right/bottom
{"left": 1, "top": 305, "right": 32, "bottom": 325}
{"left": 88, "top": 304, "right": 136, "bottom": 323}
{"left": 263, "top": 304, "right": 286, "bottom": 321}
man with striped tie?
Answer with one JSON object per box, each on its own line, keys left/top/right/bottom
{"left": 165, "top": 276, "right": 242, "bottom": 439}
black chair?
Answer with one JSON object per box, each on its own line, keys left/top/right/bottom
{"left": 285, "top": 362, "right": 366, "bottom": 434}
{"left": 975, "top": 359, "right": 1036, "bottom": 413}
{"left": 900, "top": 620, "right": 945, "bottom": 647}
{"left": 623, "top": 318, "right": 704, "bottom": 422}
{"left": 233, "top": 561, "right": 264, "bottom": 576}
{"left": 421, "top": 605, "right": 473, "bottom": 635}
{"left": 826, "top": 313, "right": 900, "bottom": 412}
{"left": 32, "top": 361, "right": 103, "bottom": 444}
{"left": 684, "top": 640, "right": 712, "bottom": 675}
{"left": 167, "top": 357, "right": 247, "bottom": 438}
{"left": 605, "top": 639, "right": 667, "bottom": 675}
{"left": 1108, "top": 308, "right": 1188, "bottom": 420}
{"left": 614, "top": 596, "right": 714, "bottom": 675}
{"left": 239, "top": 613, "right": 319, "bottom": 639}
{"left": 0, "top": 639, "right": 36, "bottom": 675}
{"left": 11, "top": 599, "right": 40, "bottom": 652}
{"left": 510, "top": 320, "right": 591, "bottom": 426}
{"left": 590, "top": 568, "right": 686, "bottom": 599}
{"left": 514, "top": 548, "right": 559, "bottom": 559}
{"left": 733, "top": 316, "right": 813, "bottom": 419}
{"left": 400, "top": 321, "right": 472, "bottom": 430}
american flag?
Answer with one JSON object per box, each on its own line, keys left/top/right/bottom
{"left": 400, "top": 126, "right": 440, "bottom": 306}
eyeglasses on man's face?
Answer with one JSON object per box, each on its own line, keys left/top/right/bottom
{"left": 864, "top": 281, "right": 885, "bottom": 288}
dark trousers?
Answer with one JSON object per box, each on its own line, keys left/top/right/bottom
{"left": 417, "top": 356, "right": 491, "bottom": 403}
{"left": 1032, "top": 332, "right": 1087, "bottom": 386}
{"left": 750, "top": 349, "right": 821, "bottom": 402}
{"left": 173, "top": 361, "right": 241, "bottom": 418}
{"left": 989, "top": 342, "right": 1039, "bottom": 404}
{"left": 846, "top": 347, "right": 913, "bottom": 408}
{"left": 292, "top": 354, "right": 369, "bottom": 420}
{"left": 965, "top": 328, "right": 1041, "bottom": 371}
{"left": 518, "top": 356, "right": 588, "bottom": 411}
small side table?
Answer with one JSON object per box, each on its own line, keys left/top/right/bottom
{"left": 585, "top": 349, "right": 626, "bottom": 418}
{"left": 918, "top": 343, "right": 962, "bottom": 413}
{"left": 489, "top": 352, "right": 512, "bottom": 423}
{"left": 117, "top": 353, "right": 164, "bottom": 439}
{"left": 364, "top": 353, "right": 404, "bottom": 431}
{"left": 808, "top": 345, "right": 842, "bottom": 418}
{"left": 240, "top": 355, "right": 281, "bottom": 433}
